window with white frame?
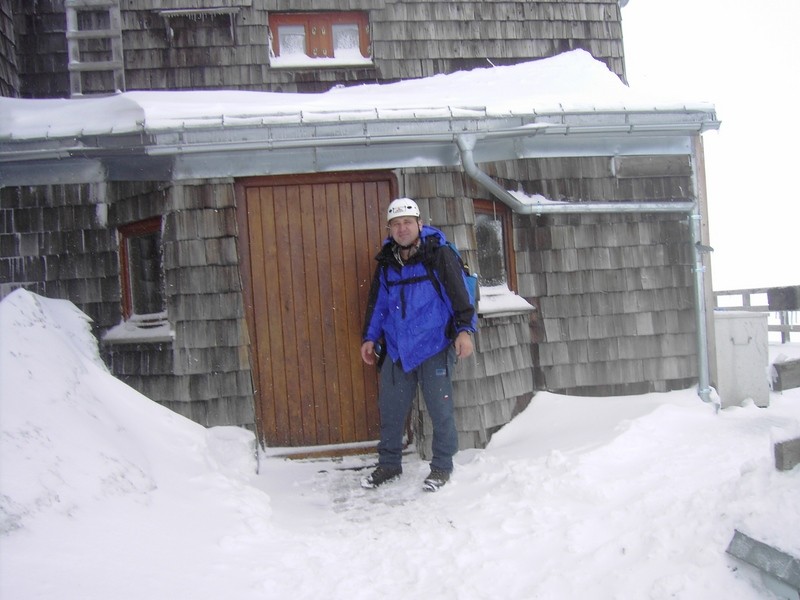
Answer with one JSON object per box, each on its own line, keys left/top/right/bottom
{"left": 269, "top": 11, "right": 371, "bottom": 67}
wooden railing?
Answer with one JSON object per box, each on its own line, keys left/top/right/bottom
{"left": 714, "top": 286, "right": 800, "bottom": 343}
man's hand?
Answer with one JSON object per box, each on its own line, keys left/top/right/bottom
{"left": 454, "top": 331, "right": 474, "bottom": 359}
{"left": 360, "top": 340, "right": 376, "bottom": 365}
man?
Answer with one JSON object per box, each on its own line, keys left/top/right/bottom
{"left": 360, "top": 198, "right": 476, "bottom": 492}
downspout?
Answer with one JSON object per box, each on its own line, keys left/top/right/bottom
{"left": 689, "top": 136, "right": 715, "bottom": 406}
{"left": 455, "top": 135, "right": 696, "bottom": 215}
{"left": 456, "top": 135, "right": 528, "bottom": 212}
{"left": 688, "top": 208, "right": 714, "bottom": 405}
{"left": 455, "top": 134, "right": 713, "bottom": 404}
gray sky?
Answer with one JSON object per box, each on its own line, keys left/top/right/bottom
{"left": 622, "top": 0, "right": 800, "bottom": 290}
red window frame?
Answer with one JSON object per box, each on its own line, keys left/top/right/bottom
{"left": 474, "top": 199, "right": 517, "bottom": 291}
{"left": 118, "top": 217, "right": 165, "bottom": 320}
{"left": 269, "top": 11, "right": 370, "bottom": 60}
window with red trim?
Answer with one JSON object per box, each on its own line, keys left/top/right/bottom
{"left": 474, "top": 200, "right": 517, "bottom": 291}
{"left": 119, "top": 217, "right": 165, "bottom": 320}
{"left": 269, "top": 12, "right": 371, "bottom": 64}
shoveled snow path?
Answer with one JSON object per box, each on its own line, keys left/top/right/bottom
{"left": 250, "top": 395, "right": 799, "bottom": 600}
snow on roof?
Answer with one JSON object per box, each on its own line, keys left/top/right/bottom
{"left": 0, "top": 50, "right": 714, "bottom": 140}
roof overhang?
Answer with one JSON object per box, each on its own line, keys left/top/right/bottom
{"left": 0, "top": 50, "right": 720, "bottom": 187}
{"left": 0, "top": 108, "right": 718, "bottom": 186}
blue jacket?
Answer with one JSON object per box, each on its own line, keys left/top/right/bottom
{"left": 362, "top": 225, "right": 476, "bottom": 372}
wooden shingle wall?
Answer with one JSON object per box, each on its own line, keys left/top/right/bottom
{"left": 121, "top": 1, "right": 381, "bottom": 93}
{"left": 12, "top": 0, "right": 70, "bottom": 98}
{"left": 0, "top": 0, "right": 19, "bottom": 97}
{"left": 0, "top": 180, "right": 255, "bottom": 428}
{"left": 100, "top": 182, "right": 174, "bottom": 413}
{"left": 399, "top": 155, "right": 699, "bottom": 401}
{"left": 105, "top": 180, "right": 254, "bottom": 427}
{"left": 121, "top": 4, "right": 272, "bottom": 92}
{"left": 159, "top": 180, "right": 254, "bottom": 427}
{"left": 400, "top": 168, "right": 536, "bottom": 455}
{"left": 371, "top": 0, "right": 624, "bottom": 82}
{"left": 0, "top": 183, "right": 120, "bottom": 329}
{"left": 0, "top": 180, "right": 178, "bottom": 408}
{"left": 503, "top": 155, "right": 699, "bottom": 395}
{"left": 12, "top": 0, "right": 625, "bottom": 97}
{"left": 3, "top": 1, "right": 700, "bottom": 438}
{"left": 521, "top": 212, "right": 698, "bottom": 395}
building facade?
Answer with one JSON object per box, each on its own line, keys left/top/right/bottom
{"left": 0, "top": 0, "right": 718, "bottom": 455}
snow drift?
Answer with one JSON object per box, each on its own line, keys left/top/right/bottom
{"left": 1, "top": 289, "right": 799, "bottom": 599}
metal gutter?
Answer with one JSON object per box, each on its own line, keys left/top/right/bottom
{"left": 0, "top": 106, "right": 719, "bottom": 185}
{"left": 456, "top": 133, "right": 714, "bottom": 405}
{"left": 0, "top": 106, "right": 719, "bottom": 161}
{"left": 0, "top": 123, "right": 698, "bottom": 162}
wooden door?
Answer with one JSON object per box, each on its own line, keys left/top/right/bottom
{"left": 236, "top": 172, "right": 394, "bottom": 447}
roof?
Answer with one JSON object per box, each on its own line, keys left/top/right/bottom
{"left": 0, "top": 50, "right": 719, "bottom": 186}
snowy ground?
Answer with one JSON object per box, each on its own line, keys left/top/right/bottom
{"left": 1, "top": 289, "right": 799, "bottom": 599}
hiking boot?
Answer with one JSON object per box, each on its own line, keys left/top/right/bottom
{"left": 422, "top": 469, "right": 451, "bottom": 492}
{"left": 361, "top": 465, "right": 402, "bottom": 489}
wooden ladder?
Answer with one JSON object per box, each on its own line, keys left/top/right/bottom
{"left": 65, "top": 0, "right": 126, "bottom": 96}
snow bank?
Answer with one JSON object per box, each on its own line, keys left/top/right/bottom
{"left": 1, "top": 290, "right": 799, "bottom": 600}
{"left": 0, "top": 289, "right": 265, "bottom": 535}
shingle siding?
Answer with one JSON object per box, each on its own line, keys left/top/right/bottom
{"left": 0, "top": 183, "right": 120, "bottom": 330}
{"left": 0, "top": 0, "right": 19, "bottom": 96}
{"left": 392, "top": 152, "right": 698, "bottom": 416}
{"left": 13, "top": 0, "right": 626, "bottom": 97}
{"left": 12, "top": 0, "right": 70, "bottom": 98}
{"left": 509, "top": 163, "right": 698, "bottom": 395}
{"left": 0, "top": 180, "right": 255, "bottom": 428}
{"left": 1, "top": 0, "right": 709, "bottom": 446}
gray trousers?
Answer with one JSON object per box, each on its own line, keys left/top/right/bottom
{"left": 377, "top": 346, "right": 458, "bottom": 472}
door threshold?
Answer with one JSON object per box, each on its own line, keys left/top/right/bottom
{"left": 262, "top": 440, "right": 380, "bottom": 461}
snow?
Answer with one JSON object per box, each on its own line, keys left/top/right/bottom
{"left": 269, "top": 49, "right": 373, "bottom": 69}
{"left": 102, "top": 312, "right": 174, "bottom": 344}
{"left": 478, "top": 284, "right": 536, "bottom": 316}
{"left": 1, "top": 22, "right": 799, "bottom": 594}
{"left": 0, "top": 50, "right": 712, "bottom": 139}
{"left": 2, "top": 288, "right": 799, "bottom": 599}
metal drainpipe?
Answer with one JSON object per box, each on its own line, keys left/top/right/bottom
{"left": 688, "top": 208, "right": 714, "bottom": 405}
{"left": 455, "top": 134, "right": 714, "bottom": 404}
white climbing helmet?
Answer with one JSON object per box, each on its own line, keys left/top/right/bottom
{"left": 386, "top": 198, "right": 420, "bottom": 222}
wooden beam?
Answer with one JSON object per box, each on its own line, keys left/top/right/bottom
{"left": 726, "top": 530, "right": 800, "bottom": 596}
{"left": 775, "top": 437, "right": 800, "bottom": 472}
{"left": 773, "top": 359, "right": 800, "bottom": 392}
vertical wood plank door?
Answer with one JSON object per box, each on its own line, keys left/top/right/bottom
{"left": 237, "top": 173, "right": 394, "bottom": 448}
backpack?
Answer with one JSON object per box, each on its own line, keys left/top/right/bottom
{"left": 382, "top": 239, "right": 478, "bottom": 334}
{"left": 440, "top": 241, "right": 479, "bottom": 310}
{"left": 422, "top": 242, "right": 479, "bottom": 337}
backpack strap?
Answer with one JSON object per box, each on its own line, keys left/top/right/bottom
{"left": 382, "top": 264, "right": 438, "bottom": 318}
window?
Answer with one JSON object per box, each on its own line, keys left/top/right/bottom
{"left": 269, "top": 12, "right": 371, "bottom": 66}
{"left": 156, "top": 8, "right": 239, "bottom": 46}
{"left": 119, "top": 217, "right": 165, "bottom": 321}
{"left": 474, "top": 200, "right": 516, "bottom": 291}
